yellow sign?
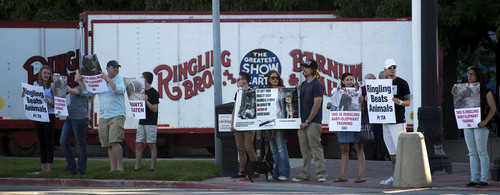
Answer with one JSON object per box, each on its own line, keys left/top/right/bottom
{"left": 0, "top": 97, "right": 4, "bottom": 110}
{"left": 410, "top": 111, "right": 413, "bottom": 121}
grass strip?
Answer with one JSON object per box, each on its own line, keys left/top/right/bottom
{"left": 0, "top": 157, "right": 221, "bottom": 181}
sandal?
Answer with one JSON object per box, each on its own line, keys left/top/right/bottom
{"left": 333, "top": 177, "right": 347, "bottom": 182}
{"left": 354, "top": 177, "right": 366, "bottom": 183}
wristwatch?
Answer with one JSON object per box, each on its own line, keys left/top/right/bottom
{"left": 305, "top": 119, "right": 311, "bottom": 124}
{"left": 399, "top": 100, "right": 403, "bottom": 105}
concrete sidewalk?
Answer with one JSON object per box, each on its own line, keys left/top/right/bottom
{"left": 0, "top": 158, "right": 499, "bottom": 192}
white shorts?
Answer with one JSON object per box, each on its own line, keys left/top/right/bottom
{"left": 382, "top": 123, "right": 406, "bottom": 155}
{"left": 136, "top": 125, "right": 158, "bottom": 143}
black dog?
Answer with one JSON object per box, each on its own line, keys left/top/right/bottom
{"left": 245, "top": 152, "right": 274, "bottom": 182}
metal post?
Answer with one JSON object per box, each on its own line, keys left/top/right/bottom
{"left": 212, "top": 0, "right": 223, "bottom": 166}
{"left": 418, "top": 0, "right": 452, "bottom": 174}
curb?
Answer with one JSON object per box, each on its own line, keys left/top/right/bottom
{"left": 0, "top": 178, "right": 225, "bottom": 189}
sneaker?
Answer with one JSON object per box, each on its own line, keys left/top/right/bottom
{"left": 277, "top": 176, "right": 288, "bottom": 181}
{"left": 292, "top": 175, "right": 308, "bottom": 182}
{"left": 465, "top": 181, "right": 478, "bottom": 187}
{"left": 380, "top": 176, "right": 393, "bottom": 185}
{"left": 478, "top": 181, "right": 488, "bottom": 187}
{"left": 267, "top": 175, "right": 274, "bottom": 181}
{"left": 318, "top": 175, "right": 327, "bottom": 182}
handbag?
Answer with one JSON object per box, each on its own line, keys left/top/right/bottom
{"left": 357, "top": 111, "right": 374, "bottom": 144}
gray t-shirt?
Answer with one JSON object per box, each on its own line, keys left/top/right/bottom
{"left": 68, "top": 86, "right": 89, "bottom": 119}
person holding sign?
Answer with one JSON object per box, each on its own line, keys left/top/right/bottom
{"left": 330, "top": 73, "right": 366, "bottom": 183}
{"left": 379, "top": 59, "right": 411, "bottom": 185}
{"left": 134, "top": 72, "right": 160, "bottom": 172}
{"left": 82, "top": 60, "right": 126, "bottom": 172}
{"left": 26, "top": 65, "right": 56, "bottom": 173}
{"left": 452, "top": 66, "right": 496, "bottom": 187}
{"left": 264, "top": 70, "right": 291, "bottom": 181}
{"left": 230, "top": 72, "right": 258, "bottom": 178}
{"left": 59, "top": 70, "right": 90, "bottom": 175}
{"left": 292, "top": 59, "right": 327, "bottom": 182}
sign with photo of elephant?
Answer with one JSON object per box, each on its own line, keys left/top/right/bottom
{"left": 233, "top": 88, "right": 300, "bottom": 130}
{"left": 453, "top": 82, "right": 481, "bottom": 129}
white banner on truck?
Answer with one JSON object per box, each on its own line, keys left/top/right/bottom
{"left": 453, "top": 82, "right": 481, "bottom": 129}
{"left": 233, "top": 88, "right": 300, "bottom": 130}
{"left": 366, "top": 79, "right": 396, "bottom": 124}
{"left": 22, "top": 83, "right": 50, "bottom": 122}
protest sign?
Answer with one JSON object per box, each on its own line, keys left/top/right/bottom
{"left": 22, "top": 83, "right": 50, "bottom": 122}
{"left": 329, "top": 87, "right": 362, "bottom": 132}
{"left": 233, "top": 88, "right": 300, "bottom": 130}
{"left": 125, "top": 77, "right": 146, "bottom": 119}
{"left": 366, "top": 79, "right": 396, "bottom": 123}
{"left": 53, "top": 74, "right": 68, "bottom": 116}
{"left": 453, "top": 82, "right": 481, "bottom": 129}
{"left": 81, "top": 54, "right": 108, "bottom": 93}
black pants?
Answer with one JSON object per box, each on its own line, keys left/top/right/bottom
{"left": 34, "top": 114, "right": 56, "bottom": 163}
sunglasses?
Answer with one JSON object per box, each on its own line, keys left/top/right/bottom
{"left": 387, "top": 66, "right": 396, "bottom": 70}
{"left": 270, "top": 76, "right": 279, "bottom": 80}
{"left": 237, "top": 78, "right": 243, "bottom": 81}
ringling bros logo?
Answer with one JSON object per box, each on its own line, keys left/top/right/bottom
{"left": 152, "top": 49, "right": 362, "bottom": 101}
{"left": 289, "top": 49, "right": 362, "bottom": 97}
{"left": 23, "top": 50, "right": 80, "bottom": 87}
{"left": 153, "top": 50, "right": 231, "bottom": 101}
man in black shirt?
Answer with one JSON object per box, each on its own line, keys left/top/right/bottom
{"left": 379, "top": 59, "right": 411, "bottom": 185}
{"left": 134, "top": 72, "right": 160, "bottom": 172}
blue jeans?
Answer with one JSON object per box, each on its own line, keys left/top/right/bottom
{"left": 60, "top": 118, "right": 88, "bottom": 174}
{"left": 269, "top": 130, "right": 290, "bottom": 178}
{"left": 464, "top": 127, "right": 489, "bottom": 183}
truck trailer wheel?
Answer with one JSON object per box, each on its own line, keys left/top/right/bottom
{"left": 8, "top": 139, "right": 38, "bottom": 157}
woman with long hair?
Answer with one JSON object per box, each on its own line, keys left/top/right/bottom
{"left": 332, "top": 72, "right": 366, "bottom": 183}
{"left": 265, "top": 70, "right": 290, "bottom": 181}
{"left": 34, "top": 65, "right": 56, "bottom": 172}
{"left": 453, "top": 66, "right": 496, "bottom": 187}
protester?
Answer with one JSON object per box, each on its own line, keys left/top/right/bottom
{"left": 364, "top": 73, "right": 390, "bottom": 161}
{"left": 452, "top": 66, "right": 496, "bottom": 187}
{"left": 264, "top": 70, "right": 290, "bottom": 181}
{"left": 60, "top": 70, "right": 90, "bottom": 175}
{"left": 24, "top": 65, "right": 56, "bottom": 173}
{"left": 134, "top": 72, "right": 160, "bottom": 172}
{"left": 83, "top": 60, "right": 126, "bottom": 172}
{"left": 379, "top": 59, "right": 411, "bottom": 185}
{"left": 331, "top": 72, "right": 366, "bottom": 183}
{"left": 292, "top": 59, "right": 327, "bottom": 182}
{"left": 230, "top": 72, "right": 258, "bottom": 178}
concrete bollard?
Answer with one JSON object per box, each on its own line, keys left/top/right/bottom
{"left": 393, "top": 132, "right": 432, "bottom": 188}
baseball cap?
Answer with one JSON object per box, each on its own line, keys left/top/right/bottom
{"left": 107, "top": 60, "right": 121, "bottom": 67}
{"left": 384, "top": 59, "right": 397, "bottom": 69}
{"left": 300, "top": 59, "right": 318, "bottom": 69}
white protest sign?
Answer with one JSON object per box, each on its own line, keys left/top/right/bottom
{"left": 366, "top": 79, "right": 396, "bottom": 123}
{"left": 453, "top": 82, "right": 481, "bottom": 129}
{"left": 233, "top": 88, "right": 300, "bottom": 130}
{"left": 218, "top": 114, "right": 232, "bottom": 132}
{"left": 82, "top": 74, "right": 108, "bottom": 93}
{"left": 22, "top": 83, "right": 50, "bottom": 122}
{"left": 124, "top": 77, "right": 146, "bottom": 119}
{"left": 53, "top": 74, "right": 68, "bottom": 116}
{"left": 329, "top": 87, "right": 362, "bottom": 132}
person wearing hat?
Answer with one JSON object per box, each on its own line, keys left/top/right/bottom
{"left": 291, "top": 59, "right": 328, "bottom": 182}
{"left": 82, "top": 60, "right": 127, "bottom": 172}
{"left": 379, "top": 59, "right": 411, "bottom": 185}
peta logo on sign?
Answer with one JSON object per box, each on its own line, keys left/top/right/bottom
{"left": 240, "top": 48, "right": 281, "bottom": 88}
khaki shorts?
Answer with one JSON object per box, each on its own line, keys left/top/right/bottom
{"left": 98, "top": 116, "right": 125, "bottom": 147}
{"left": 136, "top": 124, "right": 158, "bottom": 143}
